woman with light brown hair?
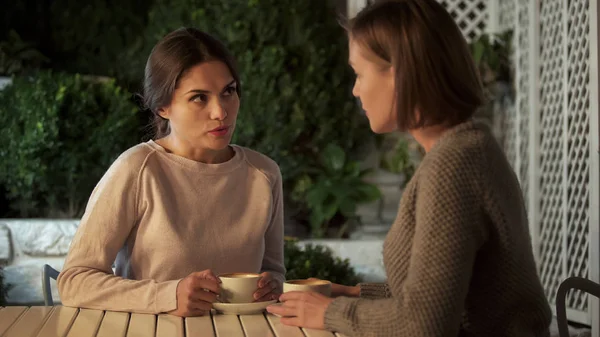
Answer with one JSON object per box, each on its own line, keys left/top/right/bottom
{"left": 268, "top": 1, "right": 552, "bottom": 336}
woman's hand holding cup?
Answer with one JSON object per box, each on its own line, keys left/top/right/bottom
{"left": 253, "top": 272, "right": 282, "bottom": 302}
{"left": 169, "top": 269, "right": 221, "bottom": 317}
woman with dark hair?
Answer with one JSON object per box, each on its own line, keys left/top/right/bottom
{"left": 268, "top": 1, "right": 552, "bottom": 336}
{"left": 58, "top": 27, "right": 285, "bottom": 317}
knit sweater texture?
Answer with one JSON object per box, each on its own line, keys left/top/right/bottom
{"left": 57, "top": 141, "right": 286, "bottom": 314}
{"left": 324, "top": 121, "right": 552, "bottom": 337}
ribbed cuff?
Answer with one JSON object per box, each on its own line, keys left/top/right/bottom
{"left": 358, "top": 283, "right": 391, "bottom": 299}
{"left": 154, "top": 279, "right": 181, "bottom": 314}
{"left": 324, "top": 296, "right": 358, "bottom": 336}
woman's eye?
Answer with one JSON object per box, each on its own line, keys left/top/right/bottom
{"left": 223, "top": 86, "right": 237, "bottom": 96}
{"left": 191, "top": 94, "right": 207, "bottom": 103}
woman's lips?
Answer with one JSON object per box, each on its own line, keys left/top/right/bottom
{"left": 209, "top": 126, "right": 230, "bottom": 137}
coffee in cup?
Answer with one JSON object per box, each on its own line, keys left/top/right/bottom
{"left": 283, "top": 279, "right": 332, "bottom": 297}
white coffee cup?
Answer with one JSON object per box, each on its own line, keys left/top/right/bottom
{"left": 218, "top": 273, "right": 261, "bottom": 303}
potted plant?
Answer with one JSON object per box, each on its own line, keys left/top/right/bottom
{"left": 292, "top": 144, "right": 381, "bottom": 239}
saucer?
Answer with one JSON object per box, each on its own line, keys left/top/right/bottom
{"left": 212, "top": 300, "right": 277, "bottom": 315}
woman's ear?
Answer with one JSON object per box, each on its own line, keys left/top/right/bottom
{"left": 158, "top": 107, "right": 170, "bottom": 120}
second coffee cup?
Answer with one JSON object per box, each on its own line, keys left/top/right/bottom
{"left": 283, "top": 279, "right": 332, "bottom": 297}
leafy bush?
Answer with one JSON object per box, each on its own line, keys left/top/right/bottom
{"left": 297, "top": 144, "right": 381, "bottom": 238}
{"left": 142, "top": 0, "right": 375, "bottom": 236}
{"left": 284, "top": 237, "right": 362, "bottom": 286}
{"left": 0, "top": 71, "right": 141, "bottom": 217}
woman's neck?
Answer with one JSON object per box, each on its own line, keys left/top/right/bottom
{"left": 155, "top": 135, "right": 234, "bottom": 164}
{"left": 408, "top": 124, "right": 450, "bottom": 153}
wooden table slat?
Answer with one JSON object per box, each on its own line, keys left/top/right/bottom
{"left": 35, "top": 306, "right": 79, "bottom": 337}
{"left": 212, "top": 313, "right": 245, "bottom": 337}
{"left": 334, "top": 333, "right": 350, "bottom": 337}
{"left": 96, "top": 311, "right": 130, "bottom": 337}
{"left": 0, "top": 307, "right": 28, "bottom": 336}
{"left": 185, "top": 315, "right": 214, "bottom": 337}
{"left": 4, "top": 306, "right": 54, "bottom": 337}
{"left": 126, "top": 314, "right": 155, "bottom": 337}
{"left": 239, "top": 314, "right": 274, "bottom": 337}
{"left": 265, "top": 314, "right": 305, "bottom": 337}
{"left": 65, "top": 309, "right": 104, "bottom": 337}
{"left": 302, "top": 327, "right": 337, "bottom": 337}
{"left": 156, "top": 314, "right": 183, "bottom": 337}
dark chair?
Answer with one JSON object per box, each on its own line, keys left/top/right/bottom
{"left": 42, "top": 264, "right": 60, "bottom": 306}
{"left": 556, "top": 276, "right": 600, "bottom": 337}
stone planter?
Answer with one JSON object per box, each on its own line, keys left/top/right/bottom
{"left": 0, "top": 76, "right": 11, "bottom": 90}
{"left": 354, "top": 169, "right": 404, "bottom": 239}
{"left": 0, "top": 219, "right": 79, "bottom": 305}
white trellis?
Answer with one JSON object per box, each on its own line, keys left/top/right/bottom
{"left": 346, "top": 0, "right": 490, "bottom": 42}
{"left": 494, "top": 0, "right": 600, "bottom": 332}
{"left": 347, "top": 0, "right": 600, "bottom": 333}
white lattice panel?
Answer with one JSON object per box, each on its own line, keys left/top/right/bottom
{"left": 498, "top": 0, "right": 516, "bottom": 33}
{"left": 347, "top": 0, "right": 488, "bottom": 42}
{"left": 496, "top": 0, "right": 531, "bottom": 216}
{"left": 500, "top": 0, "right": 597, "bottom": 328}
{"left": 439, "top": 0, "right": 488, "bottom": 42}
{"left": 473, "top": 0, "right": 598, "bottom": 329}
{"left": 565, "top": 0, "right": 591, "bottom": 313}
{"left": 539, "top": 0, "right": 567, "bottom": 309}
{"left": 516, "top": 2, "right": 530, "bottom": 202}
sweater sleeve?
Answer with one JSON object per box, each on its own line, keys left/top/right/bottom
{"left": 57, "top": 149, "right": 180, "bottom": 314}
{"left": 259, "top": 167, "right": 286, "bottom": 286}
{"left": 358, "top": 283, "right": 391, "bottom": 299}
{"left": 324, "top": 154, "right": 488, "bottom": 337}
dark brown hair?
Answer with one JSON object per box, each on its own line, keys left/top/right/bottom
{"left": 141, "top": 27, "right": 241, "bottom": 138}
{"left": 346, "top": 0, "right": 484, "bottom": 130}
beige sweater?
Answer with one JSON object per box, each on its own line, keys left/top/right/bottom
{"left": 57, "top": 140, "right": 286, "bottom": 314}
{"left": 325, "top": 122, "right": 552, "bottom": 337}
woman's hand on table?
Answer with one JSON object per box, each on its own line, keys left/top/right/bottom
{"left": 169, "top": 269, "right": 221, "bottom": 317}
{"left": 253, "top": 272, "right": 282, "bottom": 302}
{"left": 266, "top": 291, "right": 334, "bottom": 329}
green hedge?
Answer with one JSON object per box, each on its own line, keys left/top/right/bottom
{"left": 0, "top": 71, "right": 141, "bottom": 217}
{"left": 284, "top": 238, "right": 361, "bottom": 286}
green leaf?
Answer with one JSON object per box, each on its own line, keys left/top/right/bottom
{"left": 306, "top": 185, "right": 330, "bottom": 208}
{"left": 339, "top": 200, "right": 356, "bottom": 217}
{"left": 472, "top": 40, "right": 485, "bottom": 66}
{"left": 355, "top": 184, "right": 382, "bottom": 203}
{"left": 322, "top": 144, "right": 346, "bottom": 172}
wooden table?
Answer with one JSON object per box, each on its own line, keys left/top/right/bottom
{"left": 0, "top": 306, "right": 348, "bottom": 337}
